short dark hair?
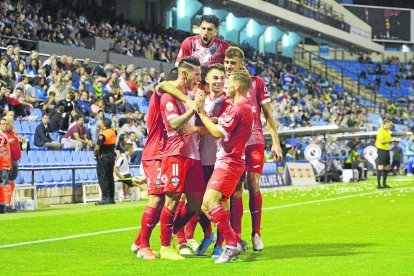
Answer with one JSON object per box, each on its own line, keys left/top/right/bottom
{"left": 207, "top": 63, "right": 225, "bottom": 74}
{"left": 103, "top": 118, "right": 112, "bottom": 128}
{"left": 166, "top": 67, "right": 178, "bottom": 81}
{"left": 76, "top": 115, "right": 84, "bottom": 121}
{"left": 178, "top": 56, "right": 200, "bottom": 71}
{"left": 200, "top": 14, "right": 220, "bottom": 28}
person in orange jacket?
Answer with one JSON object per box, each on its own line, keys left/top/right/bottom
{"left": 0, "top": 117, "right": 12, "bottom": 214}
{"left": 3, "top": 116, "right": 21, "bottom": 212}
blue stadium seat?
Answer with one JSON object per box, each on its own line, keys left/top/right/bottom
{"left": 14, "top": 171, "right": 23, "bottom": 184}
{"left": 61, "top": 170, "right": 72, "bottom": 183}
{"left": 22, "top": 171, "right": 32, "bottom": 184}
{"left": 43, "top": 171, "right": 53, "bottom": 183}
{"left": 87, "top": 169, "right": 97, "bottom": 181}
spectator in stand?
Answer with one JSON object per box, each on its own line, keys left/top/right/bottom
{"left": 116, "top": 133, "right": 128, "bottom": 154}
{"left": 49, "top": 104, "right": 65, "bottom": 132}
{"left": 77, "top": 91, "right": 92, "bottom": 116}
{"left": 34, "top": 114, "right": 63, "bottom": 150}
{"left": 6, "top": 87, "right": 30, "bottom": 117}
{"left": 61, "top": 115, "right": 93, "bottom": 151}
{"left": 42, "top": 91, "right": 57, "bottom": 114}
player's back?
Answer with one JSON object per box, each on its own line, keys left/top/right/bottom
{"left": 246, "top": 76, "right": 271, "bottom": 146}
{"left": 216, "top": 98, "right": 253, "bottom": 170}
{"left": 142, "top": 92, "right": 165, "bottom": 161}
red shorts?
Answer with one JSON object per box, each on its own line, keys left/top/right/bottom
{"left": 161, "top": 156, "right": 205, "bottom": 194}
{"left": 202, "top": 165, "right": 215, "bottom": 185}
{"left": 142, "top": 160, "right": 163, "bottom": 195}
{"left": 207, "top": 168, "right": 243, "bottom": 199}
{"left": 245, "top": 144, "right": 265, "bottom": 174}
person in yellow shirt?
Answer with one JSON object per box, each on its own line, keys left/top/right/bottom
{"left": 375, "top": 118, "right": 399, "bottom": 189}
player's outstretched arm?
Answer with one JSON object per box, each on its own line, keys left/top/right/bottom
{"left": 262, "top": 102, "right": 283, "bottom": 161}
{"left": 158, "top": 81, "right": 194, "bottom": 107}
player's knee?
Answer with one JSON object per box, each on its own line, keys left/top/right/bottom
{"left": 232, "top": 188, "right": 243, "bottom": 198}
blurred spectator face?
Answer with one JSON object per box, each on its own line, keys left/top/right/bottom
{"left": 76, "top": 117, "right": 85, "bottom": 127}
{"left": 81, "top": 92, "right": 88, "bottom": 101}
{"left": 42, "top": 114, "right": 50, "bottom": 125}
{"left": 199, "top": 21, "right": 218, "bottom": 46}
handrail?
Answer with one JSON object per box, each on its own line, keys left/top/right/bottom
{"left": 19, "top": 164, "right": 140, "bottom": 204}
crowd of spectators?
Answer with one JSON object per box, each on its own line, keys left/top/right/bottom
{"left": 0, "top": 0, "right": 413, "bottom": 153}
{"left": 0, "top": 0, "right": 184, "bottom": 64}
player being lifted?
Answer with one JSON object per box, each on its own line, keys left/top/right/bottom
{"left": 196, "top": 69, "right": 253, "bottom": 263}
{"left": 224, "top": 47, "right": 283, "bottom": 251}
{"left": 176, "top": 14, "right": 230, "bottom": 66}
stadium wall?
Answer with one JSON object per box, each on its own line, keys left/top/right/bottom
{"left": 36, "top": 41, "right": 174, "bottom": 72}
{"left": 302, "top": 45, "right": 414, "bottom": 62}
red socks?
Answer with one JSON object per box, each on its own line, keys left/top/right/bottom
{"left": 209, "top": 205, "right": 239, "bottom": 247}
{"left": 199, "top": 213, "right": 212, "bottom": 238}
{"left": 185, "top": 214, "right": 199, "bottom": 240}
{"left": 160, "top": 206, "right": 174, "bottom": 247}
{"left": 230, "top": 197, "right": 243, "bottom": 238}
{"left": 215, "top": 210, "right": 230, "bottom": 247}
{"left": 249, "top": 191, "right": 262, "bottom": 236}
{"left": 173, "top": 204, "right": 195, "bottom": 232}
{"left": 140, "top": 206, "right": 161, "bottom": 249}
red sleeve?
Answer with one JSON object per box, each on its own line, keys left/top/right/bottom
{"left": 255, "top": 77, "right": 271, "bottom": 106}
{"left": 160, "top": 93, "right": 180, "bottom": 122}
{"left": 217, "top": 106, "right": 240, "bottom": 136}
{"left": 175, "top": 37, "right": 193, "bottom": 65}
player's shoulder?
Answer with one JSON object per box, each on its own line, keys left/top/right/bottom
{"left": 251, "top": 75, "right": 265, "bottom": 85}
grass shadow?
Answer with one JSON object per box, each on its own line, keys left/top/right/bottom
{"left": 241, "top": 243, "right": 377, "bottom": 262}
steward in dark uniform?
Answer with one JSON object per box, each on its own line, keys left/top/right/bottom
{"left": 94, "top": 118, "right": 117, "bottom": 205}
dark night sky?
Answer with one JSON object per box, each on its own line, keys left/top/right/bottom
{"left": 351, "top": 0, "right": 414, "bottom": 9}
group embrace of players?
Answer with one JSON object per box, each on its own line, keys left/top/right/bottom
{"left": 130, "top": 15, "right": 283, "bottom": 264}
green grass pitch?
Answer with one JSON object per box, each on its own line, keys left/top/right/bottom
{"left": 1, "top": 175, "right": 414, "bottom": 275}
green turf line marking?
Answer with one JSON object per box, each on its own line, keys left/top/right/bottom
{"left": 0, "top": 186, "right": 412, "bottom": 250}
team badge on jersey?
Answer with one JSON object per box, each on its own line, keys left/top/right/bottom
{"left": 161, "top": 174, "right": 168, "bottom": 184}
{"left": 155, "top": 179, "right": 161, "bottom": 188}
{"left": 171, "top": 177, "right": 180, "bottom": 186}
{"left": 209, "top": 45, "right": 217, "bottom": 54}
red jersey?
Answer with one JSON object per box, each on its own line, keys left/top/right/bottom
{"left": 142, "top": 92, "right": 165, "bottom": 161}
{"left": 0, "top": 130, "right": 12, "bottom": 170}
{"left": 5, "top": 130, "right": 21, "bottom": 161}
{"left": 215, "top": 98, "right": 253, "bottom": 172}
{"left": 160, "top": 92, "right": 200, "bottom": 160}
{"left": 246, "top": 76, "right": 271, "bottom": 146}
{"left": 176, "top": 36, "right": 231, "bottom": 66}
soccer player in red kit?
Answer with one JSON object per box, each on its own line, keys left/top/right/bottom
{"left": 158, "top": 56, "right": 206, "bottom": 260}
{"left": 189, "top": 64, "right": 231, "bottom": 257}
{"left": 131, "top": 68, "right": 197, "bottom": 260}
{"left": 175, "top": 14, "right": 230, "bottom": 67}
{"left": 224, "top": 47, "right": 283, "bottom": 251}
{"left": 197, "top": 69, "right": 253, "bottom": 263}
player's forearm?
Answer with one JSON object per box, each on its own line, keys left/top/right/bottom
{"left": 263, "top": 103, "right": 280, "bottom": 144}
{"left": 159, "top": 82, "right": 188, "bottom": 103}
{"left": 191, "top": 126, "right": 210, "bottom": 135}
{"left": 169, "top": 109, "right": 195, "bottom": 130}
{"left": 199, "top": 113, "right": 223, "bottom": 138}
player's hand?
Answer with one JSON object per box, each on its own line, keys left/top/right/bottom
{"left": 271, "top": 143, "right": 283, "bottom": 161}
{"left": 178, "top": 124, "right": 193, "bottom": 136}
{"left": 211, "top": 117, "right": 218, "bottom": 124}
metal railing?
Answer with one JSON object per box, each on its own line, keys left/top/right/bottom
{"left": 19, "top": 164, "right": 140, "bottom": 204}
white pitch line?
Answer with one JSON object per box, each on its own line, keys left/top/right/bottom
{"left": 0, "top": 226, "right": 140, "bottom": 249}
{"left": 0, "top": 186, "right": 411, "bottom": 250}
